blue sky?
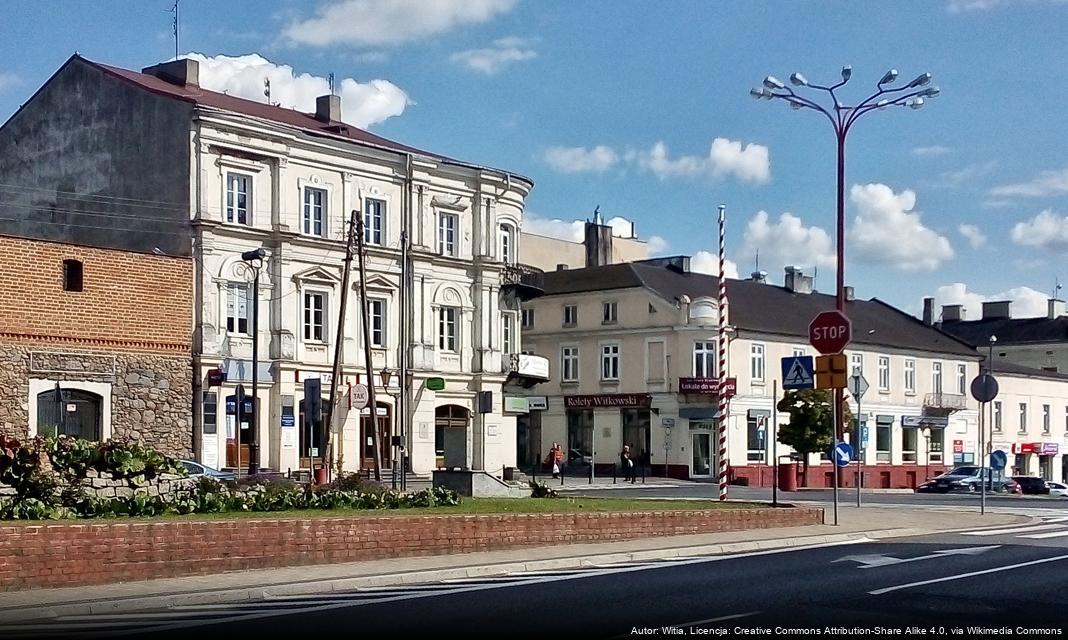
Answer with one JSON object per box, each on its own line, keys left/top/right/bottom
{"left": 2, "top": 0, "right": 1067, "bottom": 319}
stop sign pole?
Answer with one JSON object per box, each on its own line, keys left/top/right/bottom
{"left": 809, "top": 310, "right": 852, "bottom": 526}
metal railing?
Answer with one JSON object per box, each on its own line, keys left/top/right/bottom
{"left": 923, "top": 392, "right": 967, "bottom": 411}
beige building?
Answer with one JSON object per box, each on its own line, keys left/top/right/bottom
{"left": 520, "top": 216, "right": 648, "bottom": 272}
{"left": 982, "top": 361, "right": 1068, "bottom": 482}
{"left": 519, "top": 258, "right": 987, "bottom": 488}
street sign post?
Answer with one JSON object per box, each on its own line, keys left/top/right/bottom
{"left": 781, "top": 356, "right": 815, "bottom": 390}
{"left": 809, "top": 311, "right": 853, "bottom": 355}
{"left": 848, "top": 369, "right": 869, "bottom": 508}
{"left": 970, "top": 373, "right": 999, "bottom": 516}
{"left": 350, "top": 383, "right": 369, "bottom": 410}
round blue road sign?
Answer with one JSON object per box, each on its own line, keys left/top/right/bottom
{"left": 833, "top": 442, "right": 853, "bottom": 467}
{"left": 990, "top": 449, "right": 1007, "bottom": 470}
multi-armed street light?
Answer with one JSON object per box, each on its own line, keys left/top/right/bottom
{"left": 751, "top": 66, "right": 938, "bottom": 450}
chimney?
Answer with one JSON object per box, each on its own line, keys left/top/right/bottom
{"left": 556, "top": 263, "right": 568, "bottom": 271}
{"left": 942, "top": 304, "right": 965, "bottom": 322}
{"left": 844, "top": 286, "right": 855, "bottom": 301}
{"left": 784, "top": 266, "right": 813, "bottom": 294}
{"left": 922, "top": 297, "right": 934, "bottom": 325}
{"left": 584, "top": 220, "right": 613, "bottom": 268}
{"left": 315, "top": 94, "right": 342, "bottom": 122}
{"left": 981, "top": 300, "right": 1012, "bottom": 320}
{"left": 750, "top": 270, "right": 768, "bottom": 284}
{"left": 141, "top": 58, "right": 199, "bottom": 87}
{"left": 1049, "top": 298, "right": 1066, "bottom": 319}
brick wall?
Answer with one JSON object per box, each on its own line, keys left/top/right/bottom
{"left": 0, "top": 235, "right": 192, "bottom": 351}
{"left": 0, "top": 508, "right": 823, "bottom": 591}
{"left": 732, "top": 463, "right": 950, "bottom": 490}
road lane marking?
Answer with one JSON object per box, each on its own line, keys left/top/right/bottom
{"left": 835, "top": 545, "right": 1000, "bottom": 569}
{"left": 1020, "top": 530, "right": 1068, "bottom": 539}
{"left": 674, "top": 611, "right": 761, "bottom": 625}
{"left": 869, "top": 553, "right": 1068, "bottom": 595}
{"left": 960, "top": 524, "right": 1065, "bottom": 536}
{"left": 92, "top": 538, "right": 875, "bottom": 636}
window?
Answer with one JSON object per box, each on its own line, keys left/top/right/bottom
{"left": 561, "top": 347, "right": 579, "bottom": 382}
{"left": 62, "top": 259, "right": 83, "bottom": 292}
{"left": 878, "top": 357, "right": 890, "bottom": 391}
{"left": 876, "top": 415, "right": 893, "bottom": 463}
{"left": 904, "top": 359, "right": 916, "bottom": 393}
{"left": 303, "top": 292, "right": 326, "bottom": 342}
{"left": 225, "top": 172, "right": 251, "bottom": 225}
{"left": 694, "top": 341, "right": 717, "bottom": 378}
{"left": 563, "top": 304, "right": 577, "bottom": 327}
{"left": 438, "top": 212, "right": 458, "bottom": 256}
{"left": 364, "top": 198, "right": 384, "bottom": 245}
{"left": 203, "top": 391, "right": 218, "bottom": 435}
{"left": 994, "top": 401, "right": 1002, "bottom": 432}
{"left": 502, "top": 313, "right": 514, "bottom": 354}
{"left": 368, "top": 299, "right": 385, "bottom": 347}
{"left": 793, "top": 347, "right": 807, "bottom": 357}
{"left": 932, "top": 362, "right": 943, "bottom": 394}
{"left": 750, "top": 343, "right": 765, "bottom": 382}
{"left": 956, "top": 364, "right": 967, "bottom": 395}
{"left": 850, "top": 353, "right": 863, "bottom": 375}
{"left": 903, "top": 426, "right": 917, "bottom": 463}
{"left": 1043, "top": 404, "right": 1051, "bottom": 434}
{"left": 522, "top": 308, "right": 534, "bottom": 329}
{"left": 438, "top": 307, "right": 458, "bottom": 351}
{"left": 928, "top": 428, "right": 945, "bottom": 463}
{"left": 226, "top": 284, "right": 250, "bottom": 335}
{"left": 601, "top": 344, "right": 620, "bottom": 381}
{"left": 499, "top": 224, "right": 514, "bottom": 264}
{"left": 302, "top": 187, "right": 326, "bottom": 237}
{"left": 747, "top": 412, "right": 768, "bottom": 462}
{"left": 1019, "top": 402, "right": 1028, "bottom": 433}
{"left": 602, "top": 301, "right": 618, "bottom": 325}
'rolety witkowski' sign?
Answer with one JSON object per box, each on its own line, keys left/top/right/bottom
{"left": 564, "top": 394, "right": 652, "bottom": 409}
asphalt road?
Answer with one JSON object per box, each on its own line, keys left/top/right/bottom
{"left": 11, "top": 517, "right": 1068, "bottom": 639}
{"left": 560, "top": 482, "right": 1068, "bottom": 510}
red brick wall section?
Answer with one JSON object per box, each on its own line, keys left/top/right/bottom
{"left": 731, "top": 464, "right": 950, "bottom": 490}
{"left": 0, "top": 508, "right": 822, "bottom": 591}
{"left": 0, "top": 235, "right": 192, "bottom": 352}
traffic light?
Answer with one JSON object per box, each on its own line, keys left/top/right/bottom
{"left": 815, "top": 354, "right": 848, "bottom": 389}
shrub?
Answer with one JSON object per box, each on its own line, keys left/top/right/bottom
{"left": 529, "top": 480, "right": 558, "bottom": 498}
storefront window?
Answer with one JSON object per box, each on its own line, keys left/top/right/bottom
{"left": 746, "top": 410, "right": 768, "bottom": 462}
{"left": 621, "top": 409, "right": 651, "bottom": 464}
{"left": 566, "top": 409, "right": 594, "bottom": 467}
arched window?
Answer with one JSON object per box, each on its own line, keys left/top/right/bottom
{"left": 36, "top": 388, "right": 102, "bottom": 440}
{"left": 498, "top": 224, "right": 515, "bottom": 264}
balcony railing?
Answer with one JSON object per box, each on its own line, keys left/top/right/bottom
{"left": 923, "top": 392, "right": 967, "bottom": 412}
{"left": 501, "top": 264, "right": 545, "bottom": 301}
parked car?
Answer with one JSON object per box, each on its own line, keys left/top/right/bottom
{"left": 916, "top": 466, "right": 1016, "bottom": 494}
{"left": 1012, "top": 476, "right": 1050, "bottom": 495}
{"left": 180, "top": 460, "right": 236, "bottom": 481}
{"left": 1046, "top": 481, "right": 1068, "bottom": 498}
{"left": 568, "top": 448, "right": 593, "bottom": 466}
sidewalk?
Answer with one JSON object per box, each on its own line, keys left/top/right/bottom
{"left": 0, "top": 505, "right": 1026, "bottom": 622}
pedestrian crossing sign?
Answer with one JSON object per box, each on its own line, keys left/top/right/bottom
{"left": 781, "top": 356, "right": 815, "bottom": 390}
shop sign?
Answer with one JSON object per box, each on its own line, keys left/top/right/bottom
{"left": 526, "top": 396, "right": 548, "bottom": 411}
{"left": 564, "top": 393, "right": 651, "bottom": 409}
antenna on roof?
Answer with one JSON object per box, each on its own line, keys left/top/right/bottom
{"left": 1056, "top": 277, "right": 1063, "bottom": 299}
{"left": 592, "top": 205, "right": 601, "bottom": 225}
{"left": 328, "top": 72, "right": 336, "bottom": 95}
{"left": 170, "top": 0, "right": 179, "bottom": 61}
{"left": 754, "top": 249, "right": 759, "bottom": 273}
{"left": 264, "top": 77, "right": 271, "bottom": 104}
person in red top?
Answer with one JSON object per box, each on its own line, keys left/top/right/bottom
{"left": 547, "top": 442, "right": 564, "bottom": 478}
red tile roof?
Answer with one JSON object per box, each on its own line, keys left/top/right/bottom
{"left": 83, "top": 56, "right": 475, "bottom": 168}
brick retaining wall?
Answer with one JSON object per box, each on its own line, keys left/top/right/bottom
{"left": 0, "top": 507, "right": 822, "bottom": 591}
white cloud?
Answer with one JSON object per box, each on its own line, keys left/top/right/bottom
{"left": 647, "top": 236, "right": 669, "bottom": 255}
{"left": 691, "top": 252, "right": 740, "bottom": 279}
{"left": 912, "top": 145, "right": 952, "bottom": 157}
{"left": 958, "top": 223, "right": 988, "bottom": 248}
{"left": 1011, "top": 209, "right": 1068, "bottom": 252}
{"left": 990, "top": 168, "right": 1068, "bottom": 198}
{"left": 283, "top": 0, "right": 517, "bottom": 47}
{"left": 927, "top": 161, "right": 997, "bottom": 188}
{"left": 522, "top": 213, "right": 640, "bottom": 244}
{"left": 930, "top": 283, "right": 1050, "bottom": 319}
{"left": 849, "top": 183, "right": 955, "bottom": 271}
{"left": 630, "top": 138, "right": 770, "bottom": 184}
{"left": 186, "top": 53, "right": 409, "bottom": 129}
{"left": 542, "top": 145, "right": 619, "bottom": 174}
{"left": 947, "top": 0, "right": 1068, "bottom": 11}
{"left": 450, "top": 36, "right": 537, "bottom": 75}
{"left": 741, "top": 210, "right": 835, "bottom": 272}
{"left": 0, "top": 72, "right": 18, "bottom": 91}
{"left": 981, "top": 199, "right": 1015, "bottom": 209}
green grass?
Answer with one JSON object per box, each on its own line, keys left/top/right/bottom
{"left": 3, "top": 497, "right": 767, "bottom": 524}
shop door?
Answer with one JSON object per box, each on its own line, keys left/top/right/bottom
{"left": 360, "top": 403, "right": 392, "bottom": 470}
{"left": 691, "top": 432, "right": 713, "bottom": 478}
{"left": 1040, "top": 455, "right": 1052, "bottom": 480}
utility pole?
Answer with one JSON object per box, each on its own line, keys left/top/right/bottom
{"left": 355, "top": 214, "right": 383, "bottom": 481}
{"left": 399, "top": 228, "right": 410, "bottom": 489}
{"left": 322, "top": 209, "right": 358, "bottom": 479}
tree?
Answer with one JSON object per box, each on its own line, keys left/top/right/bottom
{"left": 776, "top": 389, "right": 853, "bottom": 486}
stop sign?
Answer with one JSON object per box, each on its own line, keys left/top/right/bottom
{"left": 809, "top": 310, "right": 852, "bottom": 355}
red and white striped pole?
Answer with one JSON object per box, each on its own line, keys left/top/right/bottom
{"left": 717, "top": 204, "right": 730, "bottom": 502}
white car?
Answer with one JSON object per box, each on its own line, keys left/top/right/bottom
{"left": 1046, "top": 481, "right": 1068, "bottom": 498}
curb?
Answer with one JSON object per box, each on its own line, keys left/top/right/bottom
{"left": 0, "top": 525, "right": 962, "bottom": 623}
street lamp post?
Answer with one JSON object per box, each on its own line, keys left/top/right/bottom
{"left": 922, "top": 426, "right": 932, "bottom": 481}
{"left": 752, "top": 67, "right": 938, "bottom": 448}
{"left": 240, "top": 248, "right": 267, "bottom": 475}
{"left": 379, "top": 367, "right": 402, "bottom": 490}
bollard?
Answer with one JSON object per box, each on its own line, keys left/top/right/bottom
{"left": 641, "top": 462, "right": 646, "bottom": 484}
{"left": 613, "top": 464, "right": 617, "bottom": 484}
{"left": 533, "top": 453, "right": 539, "bottom": 484}
{"left": 589, "top": 462, "right": 593, "bottom": 484}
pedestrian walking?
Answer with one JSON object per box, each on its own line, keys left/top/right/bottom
{"left": 620, "top": 444, "right": 635, "bottom": 483}
{"left": 548, "top": 442, "right": 563, "bottom": 478}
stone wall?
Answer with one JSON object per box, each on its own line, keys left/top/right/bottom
{"left": 0, "top": 507, "right": 824, "bottom": 591}
{"left": 0, "top": 471, "right": 194, "bottom": 501}
{"left": 0, "top": 343, "right": 192, "bottom": 458}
